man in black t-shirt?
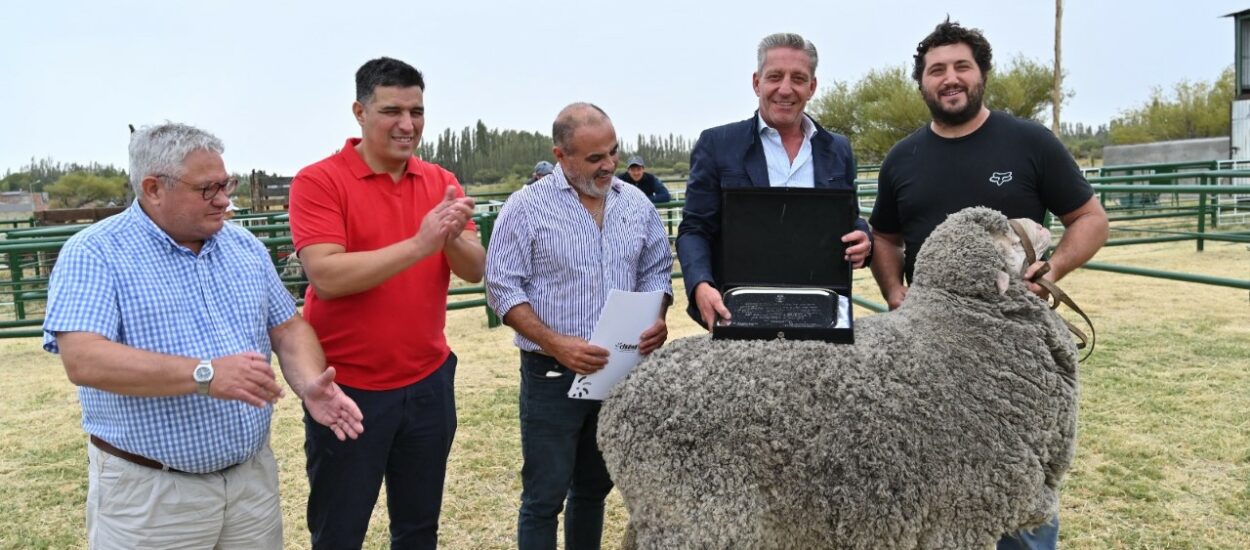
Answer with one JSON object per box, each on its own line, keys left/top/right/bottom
{"left": 618, "top": 155, "right": 672, "bottom": 203}
{"left": 868, "top": 18, "right": 1109, "bottom": 550}
{"left": 870, "top": 19, "right": 1107, "bottom": 311}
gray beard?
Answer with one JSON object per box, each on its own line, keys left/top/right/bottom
{"left": 570, "top": 174, "right": 610, "bottom": 199}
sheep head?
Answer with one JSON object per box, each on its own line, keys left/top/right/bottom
{"left": 909, "top": 207, "right": 1050, "bottom": 299}
{"left": 994, "top": 217, "right": 1051, "bottom": 294}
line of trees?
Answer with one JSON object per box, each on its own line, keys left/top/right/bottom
{"left": 417, "top": 120, "right": 694, "bottom": 185}
{"left": 1, "top": 158, "right": 127, "bottom": 194}
{"left": 418, "top": 121, "right": 552, "bottom": 186}
{"left": 1, "top": 159, "right": 131, "bottom": 208}
{"left": 1109, "top": 67, "right": 1234, "bottom": 145}
{"left": 2, "top": 65, "right": 1236, "bottom": 205}
{"left": 1059, "top": 122, "right": 1110, "bottom": 165}
{"left": 810, "top": 55, "right": 1065, "bottom": 164}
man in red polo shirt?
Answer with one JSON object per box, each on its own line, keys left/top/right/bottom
{"left": 288, "top": 56, "right": 485, "bottom": 549}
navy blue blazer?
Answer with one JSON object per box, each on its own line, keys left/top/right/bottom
{"left": 675, "top": 113, "right": 871, "bottom": 326}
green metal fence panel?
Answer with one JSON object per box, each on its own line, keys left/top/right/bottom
{"left": 6, "top": 162, "right": 1250, "bottom": 338}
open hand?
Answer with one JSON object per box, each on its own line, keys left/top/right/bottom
{"left": 302, "top": 367, "right": 364, "bottom": 441}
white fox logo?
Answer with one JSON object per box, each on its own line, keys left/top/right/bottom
{"left": 989, "top": 172, "right": 1014, "bottom": 186}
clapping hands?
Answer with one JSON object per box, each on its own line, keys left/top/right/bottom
{"left": 415, "top": 186, "right": 475, "bottom": 254}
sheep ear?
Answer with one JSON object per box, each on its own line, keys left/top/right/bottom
{"left": 996, "top": 271, "right": 1009, "bottom": 295}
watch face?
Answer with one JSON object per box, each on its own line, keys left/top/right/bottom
{"left": 194, "top": 364, "right": 213, "bottom": 382}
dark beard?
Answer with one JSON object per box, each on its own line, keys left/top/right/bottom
{"left": 924, "top": 81, "right": 984, "bottom": 127}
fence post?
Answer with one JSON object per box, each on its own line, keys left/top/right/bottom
{"left": 1206, "top": 174, "right": 1220, "bottom": 230}
{"left": 8, "top": 251, "right": 24, "bottom": 320}
{"left": 1196, "top": 183, "right": 1207, "bottom": 252}
{"left": 1208, "top": 174, "right": 1220, "bottom": 230}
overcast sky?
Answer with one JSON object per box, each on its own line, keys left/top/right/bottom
{"left": 1, "top": 0, "right": 1244, "bottom": 176}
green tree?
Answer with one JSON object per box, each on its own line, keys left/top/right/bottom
{"left": 987, "top": 55, "right": 1063, "bottom": 122}
{"left": 1, "top": 158, "right": 125, "bottom": 193}
{"left": 415, "top": 121, "right": 693, "bottom": 185}
{"left": 1109, "top": 66, "right": 1234, "bottom": 145}
{"left": 811, "top": 66, "right": 930, "bottom": 164}
{"left": 1059, "top": 122, "right": 1109, "bottom": 165}
{"left": 811, "top": 57, "right": 1062, "bottom": 163}
{"left": 0, "top": 171, "right": 39, "bottom": 192}
{"left": 45, "top": 172, "right": 128, "bottom": 208}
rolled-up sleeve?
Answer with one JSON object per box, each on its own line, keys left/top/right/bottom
{"left": 637, "top": 206, "right": 674, "bottom": 297}
{"left": 485, "top": 197, "right": 533, "bottom": 319}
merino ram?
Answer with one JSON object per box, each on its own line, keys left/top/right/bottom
{"left": 598, "top": 207, "right": 1079, "bottom": 550}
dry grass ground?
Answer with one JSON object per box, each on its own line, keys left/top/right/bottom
{"left": 0, "top": 240, "right": 1247, "bottom": 549}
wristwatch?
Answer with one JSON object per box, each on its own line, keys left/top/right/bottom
{"left": 193, "top": 359, "right": 214, "bottom": 396}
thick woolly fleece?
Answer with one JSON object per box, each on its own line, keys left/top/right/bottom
{"left": 598, "top": 207, "right": 1079, "bottom": 550}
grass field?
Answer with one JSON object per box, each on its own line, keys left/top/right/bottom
{"left": 0, "top": 240, "right": 1247, "bottom": 549}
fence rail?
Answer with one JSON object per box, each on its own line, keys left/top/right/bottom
{"left": 3, "top": 164, "right": 1249, "bottom": 338}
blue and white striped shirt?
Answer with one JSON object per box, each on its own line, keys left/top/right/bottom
{"left": 486, "top": 165, "right": 674, "bottom": 351}
{"left": 43, "top": 201, "right": 296, "bottom": 473}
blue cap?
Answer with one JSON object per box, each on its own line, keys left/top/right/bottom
{"left": 533, "top": 161, "right": 554, "bottom": 176}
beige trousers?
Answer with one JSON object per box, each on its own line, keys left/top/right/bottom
{"left": 85, "top": 438, "right": 283, "bottom": 550}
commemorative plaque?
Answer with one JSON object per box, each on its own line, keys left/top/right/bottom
{"left": 720, "top": 287, "right": 838, "bottom": 329}
{"left": 713, "top": 188, "right": 856, "bottom": 343}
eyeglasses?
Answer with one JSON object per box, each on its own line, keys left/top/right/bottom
{"left": 157, "top": 174, "right": 239, "bottom": 200}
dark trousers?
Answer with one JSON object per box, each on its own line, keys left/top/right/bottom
{"left": 304, "top": 353, "right": 458, "bottom": 550}
{"left": 517, "top": 351, "right": 614, "bottom": 550}
{"left": 998, "top": 515, "right": 1059, "bottom": 550}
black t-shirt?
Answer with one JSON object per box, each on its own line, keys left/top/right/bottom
{"left": 870, "top": 111, "right": 1093, "bottom": 282}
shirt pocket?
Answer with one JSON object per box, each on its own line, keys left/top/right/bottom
{"left": 605, "top": 213, "right": 645, "bottom": 278}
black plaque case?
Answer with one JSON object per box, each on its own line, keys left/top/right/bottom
{"left": 713, "top": 187, "right": 856, "bottom": 343}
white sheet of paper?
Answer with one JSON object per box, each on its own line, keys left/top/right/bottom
{"left": 567, "top": 289, "right": 666, "bottom": 401}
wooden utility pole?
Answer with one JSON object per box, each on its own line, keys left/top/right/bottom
{"left": 1052, "top": 0, "right": 1063, "bottom": 135}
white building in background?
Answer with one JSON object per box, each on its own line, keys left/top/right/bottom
{"left": 0, "top": 191, "right": 45, "bottom": 221}
{"left": 1229, "top": 9, "right": 1250, "bottom": 160}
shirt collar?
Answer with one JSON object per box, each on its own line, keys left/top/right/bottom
{"left": 757, "top": 113, "right": 817, "bottom": 140}
{"left": 338, "top": 137, "right": 421, "bottom": 180}
{"left": 127, "top": 199, "right": 221, "bottom": 255}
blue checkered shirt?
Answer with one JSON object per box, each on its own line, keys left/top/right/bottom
{"left": 486, "top": 165, "right": 674, "bottom": 351}
{"left": 43, "top": 201, "right": 296, "bottom": 473}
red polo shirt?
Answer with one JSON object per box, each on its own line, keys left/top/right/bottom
{"left": 289, "top": 138, "right": 476, "bottom": 390}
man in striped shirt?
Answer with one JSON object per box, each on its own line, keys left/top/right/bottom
{"left": 486, "top": 103, "right": 674, "bottom": 550}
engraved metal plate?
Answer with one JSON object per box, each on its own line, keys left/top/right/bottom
{"left": 718, "top": 287, "right": 838, "bottom": 329}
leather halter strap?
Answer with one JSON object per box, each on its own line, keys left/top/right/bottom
{"left": 1008, "top": 219, "right": 1095, "bottom": 361}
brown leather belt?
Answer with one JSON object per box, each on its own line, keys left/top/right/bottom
{"left": 90, "top": 435, "right": 187, "bottom": 473}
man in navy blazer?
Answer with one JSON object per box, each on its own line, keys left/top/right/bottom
{"left": 676, "top": 32, "right": 873, "bottom": 328}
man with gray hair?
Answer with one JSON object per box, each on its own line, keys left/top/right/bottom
{"left": 676, "top": 32, "right": 872, "bottom": 329}
{"left": 486, "top": 102, "right": 673, "bottom": 550}
{"left": 43, "top": 122, "right": 363, "bottom": 548}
